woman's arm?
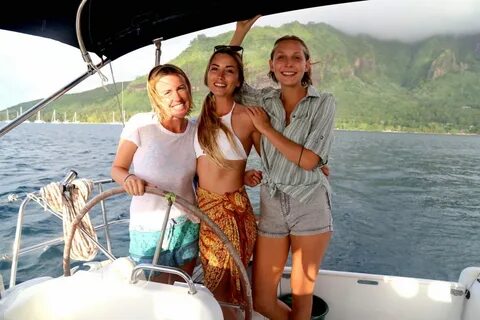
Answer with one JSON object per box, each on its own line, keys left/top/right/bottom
{"left": 111, "top": 139, "right": 146, "bottom": 195}
{"left": 246, "top": 106, "right": 321, "bottom": 171}
{"left": 230, "top": 15, "right": 261, "bottom": 46}
{"left": 231, "top": 15, "right": 276, "bottom": 106}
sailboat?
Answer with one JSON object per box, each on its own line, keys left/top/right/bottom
{"left": 0, "top": 1, "right": 479, "bottom": 320}
{"left": 63, "top": 112, "right": 70, "bottom": 124}
{"left": 3, "top": 109, "right": 11, "bottom": 124}
{"left": 20, "top": 107, "right": 30, "bottom": 123}
{"left": 110, "top": 111, "right": 121, "bottom": 125}
{"left": 33, "top": 111, "right": 45, "bottom": 123}
{"left": 72, "top": 112, "right": 80, "bottom": 124}
{"left": 51, "top": 110, "right": 60, "bottom": 124}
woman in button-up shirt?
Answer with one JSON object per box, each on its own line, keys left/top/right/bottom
{"left": 231, "top": 16, "right": 335, "bottom": 320}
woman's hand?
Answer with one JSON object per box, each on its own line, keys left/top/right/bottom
{"left": 123, "top": 174, "right": 146, "bottom": 196}
{"left": 244, "top": 169, "right": 263, "bottom": 187}
{"left": 236, "top": 15, "right": 261, "bottom": 34}
{"left": 246, "top": 106, "right": 271, "bottom": 134}
{"left": 320, "top": 164, "right": 330, "bottom": 177}
{"left": 230, "top": 15, "right": 261, "bottom": 46}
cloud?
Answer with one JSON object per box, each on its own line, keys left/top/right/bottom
{"left": 258, "top": 0, "right": 480, "bottom": 42}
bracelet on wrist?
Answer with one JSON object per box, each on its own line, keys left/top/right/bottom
{"left": 123, "top": 173, "right": 134, "bottom": 183}
{"left": 297, "top": 146, "right": 304, "bottom": 166}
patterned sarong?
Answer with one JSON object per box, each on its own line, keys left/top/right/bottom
{"left": 197, "top": 186, "right": 257, "bottom": 305}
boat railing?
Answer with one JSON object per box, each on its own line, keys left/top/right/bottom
{"left": 131, "top": 264, "right": 197, "bottom": 294}
{"left": 8, "top": 171, "right": 128, "bottom": 288}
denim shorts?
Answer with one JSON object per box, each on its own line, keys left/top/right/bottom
{"left": 258, "top": 185, "right": 333, "bottom": 237}
{"left": 129, "top": 216, "right": 200, "bottom": 267}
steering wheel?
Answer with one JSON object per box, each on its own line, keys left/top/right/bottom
{"left": 62, "top": 186, "right": 253, "bottom": 320}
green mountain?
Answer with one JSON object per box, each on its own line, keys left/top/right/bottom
{"left": 3, "top": 22, "right": 480, "bottom": 134}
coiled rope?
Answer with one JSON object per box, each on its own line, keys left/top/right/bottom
{"left": 40, "top": 179, "right": 98, "bottom": 261}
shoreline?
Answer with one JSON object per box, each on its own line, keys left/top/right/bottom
{"left": 335, "top": 128, "right": 479, "bottom": 137}
{"left": 3, "top": 121, "right": 477, "bottom": 136}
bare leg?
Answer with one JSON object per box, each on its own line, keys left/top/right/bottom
{"left": 252, "top": 235, "right": 290, "bottom": 320}
{"left": 211, "top": 273, "right": 242, "bottom": 320}
{"left": 290, "top": 232, "right": 331, "bottom": 320}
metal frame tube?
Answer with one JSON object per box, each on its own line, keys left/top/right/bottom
{"left": 0, "top": 60, "right": 109, "bottom": 139}
{"left": 7, "top": 178, "right": 117, "bottom": 288}
{"left": 9, "top": 197, "right": 32, "bottom": 288}
{"left": 131, "top": 264, "right": 197, "bottom": 295}
{"left": 97, "top": 183, "right": 112, "bottom": 253}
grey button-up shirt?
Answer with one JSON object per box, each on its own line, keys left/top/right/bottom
{"left": 237, "top": 84, "right": 336, "bottom": 204}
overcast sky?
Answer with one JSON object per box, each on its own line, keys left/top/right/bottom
{"left": 1, "top": 0, "right": 480, "bottom": 110}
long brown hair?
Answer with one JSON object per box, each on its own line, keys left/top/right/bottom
{"left": 268, "top": 35, "right": 313, "bottom": 87}
{"left": 197, "top": 49, "right": 245, "bottom": 168}
{"left": 146, "top": 64, "right": 193, "bottom": 121}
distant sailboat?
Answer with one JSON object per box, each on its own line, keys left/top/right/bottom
{"left": 51, "top": 110, "right": 61, "bottom": 124}
{"left": 20, "top": 107, "right": 31, "bottom": 123}
{"left": 110, "top": 111, "right": 121, "bottom": 125}
{"left": 14, "top": 109, "right": 32, "bottom": 124}
{"left": 72, "top": 112, "right": 80, "bottom": 124}
{"left": 63, "top": 112, "right": 70, "bottom": 124}
{"left": 4, "top": 109, "right": 11, "bottom": 123}
{"left": 34, "top": 111, "right": 45, "bottom": 123}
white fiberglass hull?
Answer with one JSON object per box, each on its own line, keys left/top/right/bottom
{"left": 2, "top": 263, "right": 479, "bottom": 320}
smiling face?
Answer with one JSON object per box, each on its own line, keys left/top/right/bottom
{"left": 147, "top": 64, "right": 193, "bottom": 121}
{"left": 269, "top": 38, "right": 312, "bottom": 88}
{"left": 205, "top": 52, "right": 243, "bottom": 98}
{"left": 154, "top": 74, "right": 191, "bottom": 119}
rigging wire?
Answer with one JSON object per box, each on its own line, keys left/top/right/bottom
{"left": 107, "top": 63, "right": 126, "bottom": 127}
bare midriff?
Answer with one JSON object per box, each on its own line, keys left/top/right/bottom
{"left": 196, "top": 157, "right": 247, "bottom": 195}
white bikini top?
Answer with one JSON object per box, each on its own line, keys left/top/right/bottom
{"left": 194, "top": 102, "right": 248, "bottom": 160}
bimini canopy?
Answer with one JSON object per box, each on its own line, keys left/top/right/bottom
{"left": 0, "top": 0, "right": 361, "bottom": 62}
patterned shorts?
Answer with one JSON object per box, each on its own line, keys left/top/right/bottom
{"left": 129, "top": 216, "right": 200, "bottom": 267}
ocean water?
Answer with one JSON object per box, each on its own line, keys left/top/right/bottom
{"left": 1, "top": 122, "right": 479, "bottom": 286}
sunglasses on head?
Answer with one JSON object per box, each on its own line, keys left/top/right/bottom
{"left": 213, "top": 45, "right": 243, "bottom": 58}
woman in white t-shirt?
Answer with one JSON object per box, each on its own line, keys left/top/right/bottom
{"left": 111, "top": 64, "right": 199, "bottom": 283}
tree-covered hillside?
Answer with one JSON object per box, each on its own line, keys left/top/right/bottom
{"left": 4, "top": 22, "right": 479, "bottom": 134}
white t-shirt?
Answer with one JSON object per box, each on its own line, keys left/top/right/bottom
{"left": 120, "top": 112, "right": 197, "bottom": 232}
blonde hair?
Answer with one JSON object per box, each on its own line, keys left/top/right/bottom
{"left": 197, "top": 49, "right": 245, "bottom": 168}
{"left": 268, "top": 35, "right": 313, "bottom": 87}
{"left": 146, "top": 64, "right": 193, "bottom": 121}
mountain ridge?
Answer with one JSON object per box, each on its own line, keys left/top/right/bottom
{"left": 3, "top": 22, "right": 479, "bottom": 134}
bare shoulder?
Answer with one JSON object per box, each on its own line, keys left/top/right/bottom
{"left": 234, "top": 102, "right": 248, "bottom": 112}
{"left": 233, "top": 103, "right": 255, "bottom": 129}
{"left": 234, "top": 103, "right": 262, "bottom": 114}
{"left": 233, "top": 103, "right": 250, "bottom": 119}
